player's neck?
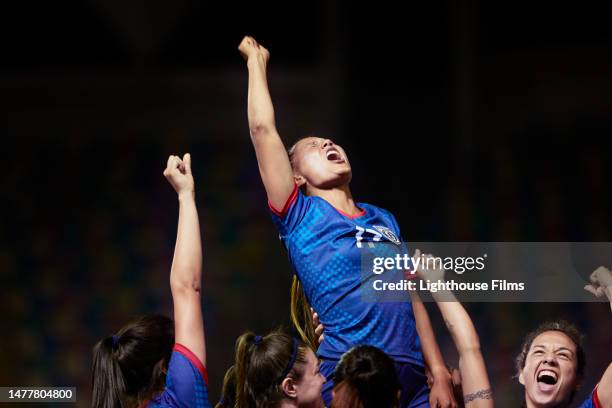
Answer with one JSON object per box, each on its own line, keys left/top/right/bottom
{"left": 310, "top": 184, "right": 361, "bottom": 216}
{"left": 278, "top": 399, "right": 299, "bottom": 408}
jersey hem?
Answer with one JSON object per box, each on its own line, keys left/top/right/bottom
{"left": 317, "top": 351, "right": 424, "bottom": 367}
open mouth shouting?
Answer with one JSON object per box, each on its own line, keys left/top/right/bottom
{"left": 325, "top": 147, "right": 345, "bottom": 163}
{"left": 536, "top": 369, "right": 559, "bottom": 393}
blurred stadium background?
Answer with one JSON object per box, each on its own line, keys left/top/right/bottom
{"left": 0, "top": 1, "right": 610, "bottom": 406}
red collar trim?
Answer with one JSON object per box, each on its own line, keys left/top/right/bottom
{"left": 334, "top": 205, "right": 366, "bottom": 219}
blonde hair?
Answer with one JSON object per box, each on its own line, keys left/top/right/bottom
{"left": 290, "top": 276, "right": 318, "bottom": 349}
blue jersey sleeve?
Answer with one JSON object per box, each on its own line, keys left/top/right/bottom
{"left": 148, "top": 344, "right": 211, "bottom": 408}
{"left": 269, "top": 184, "right": 311, "bottom": 237}
{"left": 576, "top": 386, "right": 602, "bottom": 408}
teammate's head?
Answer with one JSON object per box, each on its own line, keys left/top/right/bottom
{"left": 234, "top": 330, "right": 325, "bottom": 408}
{"left": 288, "top": 136, "right": 352, "bottom": 194}
{"left": 516, "top": 320, "right": 586, "bottom": 407}
{"left": 332, "top": 345, "right": 400, "bottom": 408}
{"left": 215, "top": 365, "right": 236, "bottom": 408}
{"left": 91, "top": 314, "right": 174, "bottom": 408}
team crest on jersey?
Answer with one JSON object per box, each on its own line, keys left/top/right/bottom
{"left": 373, "top": 225, "right": 401, "bottom": 245}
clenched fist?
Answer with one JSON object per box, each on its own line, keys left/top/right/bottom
{"left": 238, "top": 36, "right": 270, "bottom": 66}
{"left": 164, "top": 153, "right": 194, "bottom": 199}
{"left": 584, "top": 266, "right": 612, "bottom": 311}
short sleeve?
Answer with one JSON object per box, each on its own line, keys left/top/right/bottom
{"left": 269, "top": 184, "right": 312, "bottom": 237}
{"left": 149, "top": 344, "right": 211, "bottom": 408}
{"left": 576, "top": 386, "right": 601, "bottom": 408}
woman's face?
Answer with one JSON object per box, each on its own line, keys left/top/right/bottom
{"left": 519, "top": 331, "right": 580, "bottom": 407}
{"left": 291, "top": 137, "right": 352, "bottom": 190}
{"left": 294, "top": 348, "right": 326, "bottom": 408}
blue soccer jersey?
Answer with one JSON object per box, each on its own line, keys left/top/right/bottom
{"left": 147, "top": 344, "right": 211, "bottom": 408}
{"left": 577, "top": 386, "right": 601, "bottom": 408}
{"left": 270, "top": 184, "right": 423, "bottom": 365}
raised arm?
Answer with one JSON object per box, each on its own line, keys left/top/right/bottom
{"left": 597, "top": 363, "right": 612, "bottom": 408}
{"left": 411, "top": 292, "right": 457, "bottom": 408}
{"left": 164, "top": 153, "right": 206, "bottom": 366}
{"left": 238, "top": 36, "right": 295, "bottom": 210}
{"left": 414, "top": 250, "right": 493, "bottom": 408}
{"left": 585, "top": 266, "right": 612, "bottom": 407}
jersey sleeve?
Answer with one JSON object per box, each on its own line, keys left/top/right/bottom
{"left": 153, "top": 344, "right": 211, "bottom": 408}
{"left": 577, "top": 386, "right": 601, "bottom": 408}
{"left": 269, "top": 183, "right": 311, "bottom": 237}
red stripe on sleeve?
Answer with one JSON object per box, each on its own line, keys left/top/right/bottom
{"left": 593, "top": 385, "right": 601, "bottom": 408}
{"left": 269, "top": 183, "right": 299, "bottom": 217}
{"left": 173, "top": 343, "right": 209, "bottom": 385}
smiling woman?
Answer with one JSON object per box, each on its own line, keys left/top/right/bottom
{"left": 515, "top": 320, "right": 610, "bottom": 408}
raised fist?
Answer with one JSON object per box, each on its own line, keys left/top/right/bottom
{"left": 238, "top": 36, "right": 270, "bottom": 65}
{"left": 584, "top": 266, "right": 612, "bottom": 311}
{"left": 163, "top": 153, "right": 194, "bottom": 198}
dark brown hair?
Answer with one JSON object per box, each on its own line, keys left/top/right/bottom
{"left": 91, "top": 314, "right": 174, "bottom": 408}
{"left": 332, "top": 345, "right": 400, "bottom": 408}
{"left": 332, "top": 380, "right": 363, "bottom": 408}
{"left": 234, "top": 330, "right": 310, "bottom": 408}
{"left": 215, "top": 365, "right": 236, "bottom": 408}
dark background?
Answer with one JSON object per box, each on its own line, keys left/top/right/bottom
{"left": 1, "top": 1, "right": 610, "bottom": 406}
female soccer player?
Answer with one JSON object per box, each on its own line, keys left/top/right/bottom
{"left": 516, "top": 320, "right": 611, "bottom": 408}
{"left": 238, "top": 35, "right": 454, "bottom": 408}
{"left": 232, "top": 330, "right": 326, "bottom": 408}
{"left": 413, "top": 250, "right": 493, "bottom": 408}
{"left": 92, "top": 153, "right": 211, "bottom": 408}
{"left": 416, "top": 251, "right": 611, "bottom": 407}
{"left": 515, "top": 266, "right": 612, "bottom": 408}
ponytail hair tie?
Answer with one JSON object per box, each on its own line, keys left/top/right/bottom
{"left": 278, "top": 338, "right": 299, "bottom": 382}
{"left": 253, "top": 335, "right": 263, "bottom": 345}
{"left": 111, "top": 334, "right": 120, "bottom": 348}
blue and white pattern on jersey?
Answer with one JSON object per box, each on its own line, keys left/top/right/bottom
{"left": 270, "top": 186, "right": 423, "bottom": 365}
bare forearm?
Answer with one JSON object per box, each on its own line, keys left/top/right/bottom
{"left": 239, "top": 37, "right": 295, "bottom": 209}
{"left": 598, "top": 363, "right": 612, "bottom": 408}
{"left": 247, "top": 57, "right": 276, "bottom": 134}
{"left": 170, "top": 193, "right": 202, "bottom": 292}
{"left": 412, "top": 295, "right": 448, "bottom": 375}
{"left": 163, "top": 153, "right": 205, "bottom": 365}
{"left": 434, "top": 293, "right": 481, "bottom": 354}
{"left": 433, "top": 291, "right": 492, "bottom": 406}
